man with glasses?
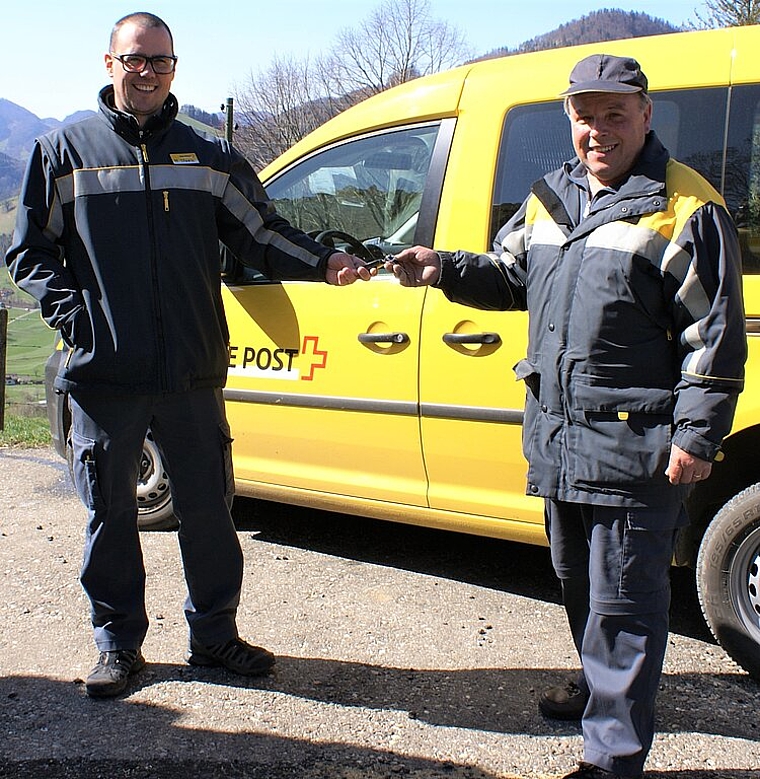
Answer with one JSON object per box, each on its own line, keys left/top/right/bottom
{"left": 6, "top": 12, "right": 372, "bottom": 698}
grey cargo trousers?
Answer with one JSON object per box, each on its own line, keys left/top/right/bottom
{"left": 68, "top": 387, "right": 241, "bottom": 652}
{"left": 545, "top": 499, "right": 685, "bottom": 778}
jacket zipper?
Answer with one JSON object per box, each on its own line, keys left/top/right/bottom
{"left": 139, "top": 139, "right": 169, "bottom": 392}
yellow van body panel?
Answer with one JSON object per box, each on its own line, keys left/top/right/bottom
{"left": 225, "top": 26, "right": 760, "bottom": 543}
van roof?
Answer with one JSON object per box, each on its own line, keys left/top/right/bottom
{"left": 263, "top": 24, "right": 759, "bottom": 177}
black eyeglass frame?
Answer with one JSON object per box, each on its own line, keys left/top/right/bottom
{"left": 110, "top": 53, "right": 178, "bottom": 75}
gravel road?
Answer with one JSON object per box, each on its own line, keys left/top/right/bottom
{"left": 0, "top": 447, "right": 758, "bottom": 779}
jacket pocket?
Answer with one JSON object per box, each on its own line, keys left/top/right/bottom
{"left": 568, "top": 380, "right": 674, "bottom": 492}
{"left": 571, "top": 380, "right": 674, "bottom": 415}
{"left": 60, "top": 305, "right": 93, "bottom": 352}
{"left": 514, "top": 357, "right": 540, "bottom": 401}
{"left": 70, "top": 431, "right": 104, "bottom": 512}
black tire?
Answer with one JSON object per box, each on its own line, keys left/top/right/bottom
{"left": 696, "top": 482, "right": 760, "bottom": 680}
{"left": 66, "top": 429, "right": 178, "bottom": 532}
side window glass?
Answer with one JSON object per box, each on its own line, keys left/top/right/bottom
{"left": 727, "top": 84, "right": 760, "bottom": 274}
{"left": 492, "top": 87, "right": 760, "bottom": 274}
{"left": 649, "top": 89, "right": 727, "bottom": 187}
{"left": 266, "top": 124, "right": 440, "bottom": 262}
{"left": 650, "top": 86, "right": 760, "bottom": 274}
{"left": 491, "top": 103, "right": 572, "bottom": 243}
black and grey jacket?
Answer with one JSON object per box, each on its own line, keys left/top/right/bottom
{"left": 437, "top": 132, "right": 746, "bottom": 508}
{"left": 6, "top": 86, "right": 334, "bottom": 395}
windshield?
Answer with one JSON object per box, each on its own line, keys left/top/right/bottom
{"left": 266, "top": 124, "right": 440, "bottom": 255}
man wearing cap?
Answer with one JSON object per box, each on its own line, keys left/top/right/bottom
{"left": 386, "top": 54, "right": 746, "bottom": 778}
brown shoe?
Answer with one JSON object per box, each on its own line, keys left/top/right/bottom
{"left": 85, "top": 649, "right": 146, "bottom": 698}
{"left": 538, "top": 679, "right": 589, "bottom": 720}
{"left": 186, "top": 636, "right": 275, "bottom": 677}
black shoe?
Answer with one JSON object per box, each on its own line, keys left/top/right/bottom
{"left": 561, "top": 763, "right": 640, "bottom": 778}
{"left": 186, "top": 636, "right": 276, "bottom": 677}
{"left": 538, "top": 679, "right": 589, "bottom": 720}
{"left": 85, "top": 649, "right": 146, "bottom": 698}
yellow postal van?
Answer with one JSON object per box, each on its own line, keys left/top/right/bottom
{"left": 45, "top": 25, "right": 760, "bottom": 678}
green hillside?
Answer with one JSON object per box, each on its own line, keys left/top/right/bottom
{"left": 4, "top": 306, "right": 54, "bottom": 379}
{"left": 1, "top": 263, "right": 36, "bottom": 303}
{"left": 0, "top": 198, "right": 16, "bottom": 235}
{"left": 1, "top": 264, "right": 16, "bottom": 292}
{"left": 2, "top": 264, "right": 53, "bottom": 418}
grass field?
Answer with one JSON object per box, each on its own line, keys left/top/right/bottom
{"left": 2, "top": 200, "right": 54, "bottom": 445}
{"left": 0, "top": 413, "right": 51, "bottom": 447}
{"left": 0, "top": 198, "right": 17, "bottom": 236}
{"left": 3, "top": 219, "right": 56, "bottom": 386}
{"left": 4, "top": 306, "right": 55, "bottom": 380}
{"left": 2, "top": 264, "right": 55, "bottom": 435}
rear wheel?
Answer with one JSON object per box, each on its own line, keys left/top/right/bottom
{"left": 66, "top": 429, "right": 178, "bottom": 531}
{"left": 696, "top": 483, "right": 760, "bottom": 680}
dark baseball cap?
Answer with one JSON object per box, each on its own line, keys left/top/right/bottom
{"left": 561, "top": 54, "right": 648, "bottom": 96}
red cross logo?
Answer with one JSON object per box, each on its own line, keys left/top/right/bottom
{"left": 301, "top": 335, "right": 327, "bottom": 381}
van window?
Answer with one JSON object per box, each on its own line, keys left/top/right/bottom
{"left": 727, "top": 84, "right": 760, "bottom": 274}
{"left": 266, "top": 124, "right": 441, "bottom": 257}
{"left": 491, "top": 102, "right": 573, "bottom": 233}
{"left": 491, "top": 86, "right": 760, "bottom": 274}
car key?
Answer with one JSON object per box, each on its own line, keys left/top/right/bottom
{"left": 362, "top": 254, "right": 397, "bottom": 269}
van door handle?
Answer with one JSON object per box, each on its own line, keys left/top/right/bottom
{"left": 358, "top": 331, "right": 409, "bottom": 344}
{"left": 442, "top": 332, "right": 501, "bottom": 345}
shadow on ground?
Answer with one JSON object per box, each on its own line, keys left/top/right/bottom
{"left": 231, "top": 498, "right": 713, "bottom": 644}
{"left": 0, "top": 667, "right": 757, "bottom": 779}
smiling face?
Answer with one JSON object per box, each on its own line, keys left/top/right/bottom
{"left": 567, "top": 91, "right": 652, "bottom": 189}
{"left": 105, "top": 20, "right": 175, "bottom": 126}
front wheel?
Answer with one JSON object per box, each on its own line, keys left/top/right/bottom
{"left": 135, "top": 431, "right": 178, "bottom": 531}
{"left": 696, "top": 482, "right": 760, "bottom": 680}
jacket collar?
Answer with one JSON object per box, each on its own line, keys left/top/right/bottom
{"left": 97, "top": 85, "right": 179, "bottom": 144}
{"left": 533, "top": 132, "right": 671, "bottom": 239}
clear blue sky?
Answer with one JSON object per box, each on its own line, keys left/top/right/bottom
{"left": 3, "top": 0, "right": 705, "bottom": 120}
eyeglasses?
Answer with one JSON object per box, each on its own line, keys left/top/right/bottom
{"left": 111, "top": 53, "right": 178, "bottom": 75}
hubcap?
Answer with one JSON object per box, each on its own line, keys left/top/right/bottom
{"left": 749, "top": 549, "right": 760, "bottom": 618}
{"left": 136, "top": 435, "right": 170, "bottom": 512}
{"left": 730, "top": 525, "right": 760, "bottom": 638}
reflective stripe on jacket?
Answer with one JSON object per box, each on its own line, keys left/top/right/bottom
{"left": 437, "top": 132, "right": 746, "bottom": 507}
{"left": 6, "top": 87, "right": 334, "bottom": 395}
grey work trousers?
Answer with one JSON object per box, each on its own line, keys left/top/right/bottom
{"left": 545, "top": 499, "right": 684, "bottom": 778}
{"left": 69, "top": 387, "right": 241, "bottom": 652}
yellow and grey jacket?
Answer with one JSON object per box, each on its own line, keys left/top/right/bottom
{"left": 6, "top": 86, "right": 335, "bottom": 395}
{"left": 437, "top": 132, "right": 746, "bottom": 507}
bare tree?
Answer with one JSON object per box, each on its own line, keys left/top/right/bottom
{"left": 693, "top": 0, "right": 760, "bottom": 27}
{"left": 231, "top": 0, "right": 471, "bottom": 169}
{"left": 322, "top": 0, "right": 472, "bottom": 96}
{"left": 232, "top": 55, "right": 343, "bottom": 170}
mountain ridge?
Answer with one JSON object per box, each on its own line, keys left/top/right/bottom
{"left": 475, "top": 8, "right": 680, "bottom": 60}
